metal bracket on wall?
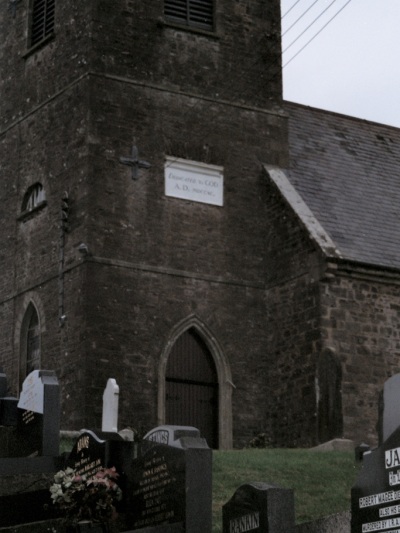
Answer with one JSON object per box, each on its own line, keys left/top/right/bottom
{"left": 9, "top": 0, "right": 21, "bottom": 18}
{"left": 58, "top": 192, "right": 70, "bottom": 327}
{"left": 119, "top": 145, "right": 151, "bottom": 180}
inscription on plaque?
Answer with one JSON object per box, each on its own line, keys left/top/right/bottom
{"left": 165, "top": 156, "right": 224, "bottom": 207}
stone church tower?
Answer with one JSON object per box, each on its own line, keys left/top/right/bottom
{"left": 0, "top": 0, "right": 288, "bottom": 448}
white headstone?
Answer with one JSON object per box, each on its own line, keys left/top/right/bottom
{"left": 102, "top": 378, "right": 119, "bottom": 432}
{"left": 17, "top": 370, "right": 44, "bottom": 414}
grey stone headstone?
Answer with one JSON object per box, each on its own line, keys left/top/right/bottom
{"left": 223, "top": 482, "right": 295, "bottom": 533}
{"left": 143, "top": 425, "right": 201, "bottom": 448}
{"left": 379, "top": 374, "right": 400, "bottom": 443}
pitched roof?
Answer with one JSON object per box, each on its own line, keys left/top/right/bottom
{"left": 282, "top": 101, "right": 400, "bottom": 270}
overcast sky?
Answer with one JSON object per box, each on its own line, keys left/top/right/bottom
{"left": 281, "top": 0, "right": 400, "bottom": 128}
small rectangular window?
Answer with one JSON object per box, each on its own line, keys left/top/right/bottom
{"left": 165, "top": 0, "right": 214, "bottom": 31}
{"left": 31, "top": 0, "right": 55, "bottom": 47}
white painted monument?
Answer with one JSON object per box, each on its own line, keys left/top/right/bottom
{"left": 17, "top": 370, "right": 44, "bottom": 414}
{"left": 164, "top": 156, "right": 224, "bottom": 206}
{"left": 102, "top": 378, "right": 120, "bottom": 432}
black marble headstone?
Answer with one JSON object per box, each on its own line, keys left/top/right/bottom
{"left": 0, "top": 370, "right": 7, "bottom": 397}
{"left": 223, "top": 482, "right": 295, "bottom": 533}
{"left": 67, "top": 429, "right": 133, "bottom": 478}
{"left": 351, "top": 425, "right": 400, "bottom": 532}
{"left": 127, "top": 428, "right": 212, "bottom": 533}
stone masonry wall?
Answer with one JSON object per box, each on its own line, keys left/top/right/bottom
{"left": 0, "top": 0, "right": 288, "bottom": 447}
{"left": 321, "top": 270, "right": 400, "bottom": 448}
{"left": 263, "top": 175, "right": 325, "bottom": 447}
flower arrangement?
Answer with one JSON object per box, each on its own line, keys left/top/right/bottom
{"left": 50, "top": 466, "right": 122, "bottom": 525}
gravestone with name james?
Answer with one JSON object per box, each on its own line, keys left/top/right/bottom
{"left": 223, "top": 482, "right": 295, "bottom": 533}
{"left": 127, "top": 425, "right": 212, "bottom": 533}
{"left": 351, "top": 425, "right": 400, "bottom": 532}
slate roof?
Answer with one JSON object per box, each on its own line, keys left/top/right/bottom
{"left": 284, "top": 101, "right": 400, "bottom": 270}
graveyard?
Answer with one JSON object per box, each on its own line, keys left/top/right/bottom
{"left": 0, "top": 369, "right": 399, "bottom": 533}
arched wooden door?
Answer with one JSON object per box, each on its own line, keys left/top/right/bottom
{"left": 166, "top": 328, "right": 219, "bottom": 448}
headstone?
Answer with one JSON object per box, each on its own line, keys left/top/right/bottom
{"left": 16, "top": 370, "right": 60, "bottom": 456}
{"left": 127, "top": 426, "right": 212, "bottom": 532}
{"left": 102, "top": 378, "right": 119, "bottom": 433}
{"left": 379, "top": 374, "right": 400, "bottom": 443}
{"left": 0, "top": 369, "right": 7, "bottom": 397}
{"left": 0, "top": 398, "right": 18, "bottom": 426}
{"left": 144, "top": 425, "right": 200, "bottom": 448}
{"left": 223, "top": 482, "right": 295, "bottom": 533}
{"left": 351, "top": 424, "right": 400, "bottom": 532}
{"left": 67, "top": 429, "right": 133, "bottom": 478}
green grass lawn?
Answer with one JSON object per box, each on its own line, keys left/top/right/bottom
{"left": 212, "top": 449, "right": 359, "bottom": 532}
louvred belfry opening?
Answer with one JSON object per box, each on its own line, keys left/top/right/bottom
{"left": 164, "top": 0, "right": 214, "bottom": 31}
{"left": 31, "top": 0, "right": 55, "bottom": 46}
{"left": 166, "top": 328, "right": 219, "bottom": 448}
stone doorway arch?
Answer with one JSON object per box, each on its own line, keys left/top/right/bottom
{"left": 158, "top": 316, "right": 233, "bottom": 449}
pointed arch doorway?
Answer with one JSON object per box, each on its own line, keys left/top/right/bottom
{"left": 165, "top": 327, "right": 219, "bottom": 448}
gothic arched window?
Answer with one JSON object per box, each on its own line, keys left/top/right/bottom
{"left": 20, "top": 304, "right": 41, "bottom": 387}
{"left": 21, "top": 183, "right": 46, "bottom": 214}
{"left": 164, "top": 0, "right": 214, "bottom": 31}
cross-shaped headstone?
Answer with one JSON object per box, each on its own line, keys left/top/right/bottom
{"left": 119, "top": 145, "right": 151, "bottom": 180}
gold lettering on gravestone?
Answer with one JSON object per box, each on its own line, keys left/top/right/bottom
{"left": 74, "top": 457, "right": 102, "bottom": 477}
{"left": 77, "top": 435, "right": 90, "bottom": 453}
{"left": 22, "top": 410, "right": 35, "bottom": 425}
{"left": 133, "top": 454, "right": 176, "bottom": 528}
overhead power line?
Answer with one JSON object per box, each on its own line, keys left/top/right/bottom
{"left": 283, "top": 0, "right": 353, "bottom": 68}
{"left": 164, "top": 0, "right": 354, "bottom": 169}
{"left": 283, "top": 0, "right": 339, "bottom": 54}
{"left": 281, "top": 0, "right": 304, "bottom": 20}
{"left": 282, "top": 0, "right": 320, "bottom": 37}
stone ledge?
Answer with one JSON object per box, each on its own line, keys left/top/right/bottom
{"left": 309, "top": 439, "right": 354, "bottom": 452}
{"left": 296, "top": 511, "right": 350, "bottom": 533}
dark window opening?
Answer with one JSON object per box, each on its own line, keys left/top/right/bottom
{"left": 26, "top": 311, "right": 40, "bottom": 375}
{"left": 31, "top": 0, "right": 55, "bottom": 47}
{"left": 21, "top": 183, "right": 46, "bottom": 213}
{"left": 20, "top": 304, "right": 41, "bottom": 389}
{"left": 164, "top": 0, "right": 214, "bottom": 31}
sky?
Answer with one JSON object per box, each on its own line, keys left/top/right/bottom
{"left": 280, "top": 0, "right": 400, "bottom": 128}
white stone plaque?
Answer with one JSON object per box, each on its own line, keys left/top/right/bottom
{"left": 165, "top": 156, "right": 224, "bottom": 206}
{"left": 18, "top": 370, "right": 44, "bottom": 414}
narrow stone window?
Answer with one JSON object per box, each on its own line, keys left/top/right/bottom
{"left": 21, "top": 183, "right": 46, "bottom": 214}
{"left": 20, "top": 304, "right": 41, "bottom": 388}
{"left": 164, "top": 0, "right": 214, "bottom": 31}
{"left": 31, "top": 0, "right": 55, "bottom": 47}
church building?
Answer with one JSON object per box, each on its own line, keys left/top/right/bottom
{"left": 1, "top": 0, "right": 399, "bottom": 449}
